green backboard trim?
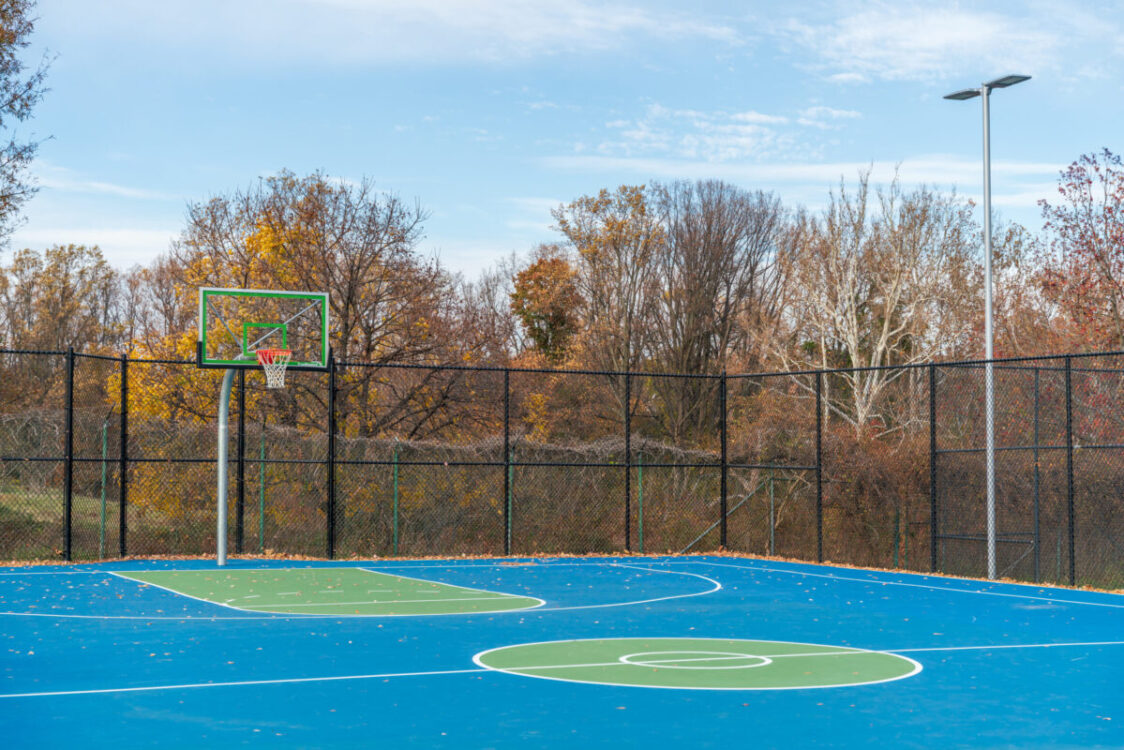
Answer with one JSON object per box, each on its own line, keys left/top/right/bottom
{"left": 198, "top": 287, "right": 330, "bottom": 370}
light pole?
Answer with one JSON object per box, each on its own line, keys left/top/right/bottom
{"left": 944, "top": 74, "right": 1030, "bottom": 580}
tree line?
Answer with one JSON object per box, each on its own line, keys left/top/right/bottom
{"left": 2, "top": 151, "right": 1122, "bottom": 439}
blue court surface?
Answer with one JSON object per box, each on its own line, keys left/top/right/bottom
{"left": 2, "top": 555, "right": 1123, "bottom": 748}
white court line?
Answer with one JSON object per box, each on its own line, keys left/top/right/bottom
{"left": 112, "top": 570, "right": 543, "bottom": 615}
{"left": 534, "top": 563, "right": 721, "bottom": 612}
{"left": 675, "top": 560, "right": 1124, "bottom": 610}
{"left": 243, "top": 595, "right": 525, "bottom": 608}
{"left": 356, "top": 566, "right": 538, "bottom": 599}
{"left": 0, "top": 558, "right": 677, "bottom": 578}
{"left": 109, "top": 572, "right": 264, "bottom": 615}
{"left": 16, "top": 568, "right": 544, "bottom": 620}
{"left": 3, "top": 639, "right": 1119, "bottom": 699}
{"left": 0, "top": 650, "right": 891, "bottom": 699}
{"left": 473, "top": 637, "right": 924, "bottom": 692}
{"left": 888, "top": 640, "right": 1124, "bottom": 654}
{"left": 0, "top": 563, "right": 716, "bottom": 619}
{"left": 508, "top": 651, "right": 869, "bottom": 670}
{"left": 0, "top": 668, "right": 489, "bottom": 699}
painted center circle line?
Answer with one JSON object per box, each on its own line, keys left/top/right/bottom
{"left": 474, "top": 638, "right": 922, "bottom": 690}
{"left": 617, "top": 651, "right": 772, "bottom": 670}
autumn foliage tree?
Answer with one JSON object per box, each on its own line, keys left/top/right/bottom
{"left": 509, "top": 244, "right": 581, "bottom": 363}
{"left": 0, "top": 244, "right": 120, "bottom": 406}
{"left": 0, "top": 0, "right": 50, "bottom": 246}
{"left": 121, "top": 171, "right": 491, "bottom": 439}
{"left": 1038, "top": 148, "right": 1124, "bottom": 350}
{"left": 766, "top": 172, "right": 980, "bottom": 435}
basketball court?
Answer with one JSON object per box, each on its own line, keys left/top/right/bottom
{"left": 2, "top": 555, "right": 1122, "bottom": 747}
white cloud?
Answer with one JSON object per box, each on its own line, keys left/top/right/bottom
{"left": 35, "top": 164, "right": 177, "bottom": 201}
{"left": 539, "top": 153, "right": 1062, "bottom": 198}
{"left": 800, "top": 106, "right": 861, "bottom": 120}
{"left": 52, "top": 0, "right": 741, "bottom": 66}
{"left": 731, "top": 111, "right": 789, "bottom": 125}
{"left": 782, "top": 3, "right": 1058, "bottom": 82}
{"left": 504, "top": 196, "right": 562, "bottom": 235}
{"left": 593, "top": 104, "right": 800, "bottom": 163}
{"left": 826, "top": 72, "right": 869, "bottom": 85}
{"left": 797, "top": 106, "right": 862, "bottom": 130}
{"left": 10, "top": 228, "right": 177, "bottom": 266}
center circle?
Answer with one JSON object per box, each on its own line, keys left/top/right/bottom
{"left": 474, "top": 638, "right": 922, "bottom": 690}
{"left": 617, "top": 650, "right": 772, "bottom": 670}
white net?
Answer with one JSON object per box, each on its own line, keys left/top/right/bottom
{"left": 257, "top": 348, "right": 292, "bottom": 389}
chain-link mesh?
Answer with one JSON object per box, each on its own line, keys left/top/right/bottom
{"left": 1071, "top": 355, "right": 1124, "bottom": 588}
{"left": 0, "top": 352, "right": 67, "bottom": 559}
{"left": 2, "top": 348, "right": 1123, "bottom": 589}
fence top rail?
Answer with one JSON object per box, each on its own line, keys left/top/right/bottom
{"left": 72, "top": 351, "right": 126, "bottom": 362}
{"left": 336, "top": 359, "right": 722, "bottom": 380}
{"left": 0, "top": 348, "right": 68, "bottom": 356}
{"left": 4, "top": 347, "right": 1124, "bottom": 382}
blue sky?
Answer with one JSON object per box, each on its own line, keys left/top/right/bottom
{"left": 12, "top": 0, "right": 1124, "bottom": 277}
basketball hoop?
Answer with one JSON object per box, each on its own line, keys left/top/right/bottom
{"left": 256, "top": 348, "right": 292, "bottom": 389}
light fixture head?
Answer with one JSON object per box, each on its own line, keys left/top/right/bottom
{"left": 944, "top": 88, "right": 981, "bottom": 101}
{"left": 986, "top": 74, "right": 1031, "bottom": 88}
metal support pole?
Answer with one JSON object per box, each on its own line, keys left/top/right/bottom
{"left": 118, "top": 355, "right": 128, "bottom": 557}
{"left": 63, "top": 347, "right": 74, "bottom": 561}
{"left": 327, "top": 355, "right": 337, "bottom": 559}
{"left": 982, "top": 87, "right": 998, "bottom": 581}
{"left": 503, "top": 368, "right": 511, "bottom": 555}
{"left": 235, "top": 370, "right": 246, "bottom": 554}
{"left": 1064, "top": 356, "right": 1076, "bottom": 585}
{"left": 1033, "top": 367, "right": 1041, "bottom": 583}
{"left": 929, "top": 364, "right": 939, "bottom": 573}
{"left": 719, "top": 371, "right": 728, "bottom": 549}
{"left": 624, "top": 372, "right": 632, "bottom": 552}
{"left": 217, "top": 368, "right": 235, "bottom": 566}
{"left": 945, "top": 74, "right": 1031, "bottom": 580}
{"left": 815, "top": 370, "right": 824, "bottom": 563}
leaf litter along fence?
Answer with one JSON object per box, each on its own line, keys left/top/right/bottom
{"left": 1, "top": 347, "right": 1123, "bottom": 589}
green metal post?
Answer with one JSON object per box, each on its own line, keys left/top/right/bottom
{"left": 258, "top": 428, "right": 265, "bottom": 554}
{"left": 768, "top": 469, "right": 775, "bottom": 556}
{"left": 903, "top": 515, "right": 909, "bottom": 569}
{"left": 392, "top": 442, "right": 400, "bottom": 555}
{"left": 99, "top": 421, "right": 108, "bottom": 558}
{"left": 637, "top": 452, "right": 644, "bottom": 554}
{"left": 893, "top": 509, "right": 900, "bottom": 568}
{"left": 507, "top": 447, "right": 514, "bottom": 552}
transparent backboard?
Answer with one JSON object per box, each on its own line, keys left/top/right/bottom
{"left": 197, "top": 287, "right": 330, "bottom": 370}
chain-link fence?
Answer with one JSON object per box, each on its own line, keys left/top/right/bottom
{"left": 1, "top": 348, "right": 1122, "bottom": 588}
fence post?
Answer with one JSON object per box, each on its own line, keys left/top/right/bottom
{"left": 1032, "top": 366, "right": 1041, "bottom": 583}
{"left": 503, "top": 367, "right": 511, "bottom": 555}
{"left": 327, "top": 354, "right": 337, "bottom": 560}
{"left": 63, "top": 347, "right": 74, "bottom": 561}
{"left": 929, "top": 363, "right": 938, "bottom": 573}
{"left": 99, "top": 421, "right": 108, "bottom": 558}
{"left": 719, "top": 371, "right": 728, "bottom": 549}
{"left": 815, "top": 370, "right": 824, "bottom": 563}
{"left": 392, "top": 441, "right": 400, "bottom": 555}
{"left": 118, "top": 354, "right": 128, "bottom": 557}
{"left": 624, "top": 371, "right": 631, "bottom": 553}
{"left": 1064, "top": 356, "right": 1075, "bottom": 586}
{"left": 236, "top": 369, "right": 246, "bottom": 554}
